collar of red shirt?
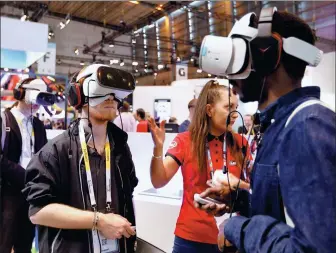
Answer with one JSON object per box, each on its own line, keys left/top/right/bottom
{"left": 207, "top": 133, "right": 225, "bottom": 142}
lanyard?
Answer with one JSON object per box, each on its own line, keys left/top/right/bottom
{"left": 206, "top": 137, "right": 227, "bottom": 179}
{"left": 78, "top": 121, "right": 112, "bottom": 212}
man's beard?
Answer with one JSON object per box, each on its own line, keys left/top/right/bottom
{"left": 89, "top": 109, "right": 116, "bottom": 123}
{"left": 237, "top": 72, "right": 267, "bottom": 104}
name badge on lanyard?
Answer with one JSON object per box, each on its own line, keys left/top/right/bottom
{"left": 78, "top": 121, "right": 120, "bottom": 253}
{"left": 206, "top": 137, "right": 227, "bottom": 179}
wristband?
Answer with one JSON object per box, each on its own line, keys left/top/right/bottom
{"left": 152, "top": 154, "right": 162, "bottom": 159}
{"left": 92, "top": 211, "right": 100, "bottom": 231}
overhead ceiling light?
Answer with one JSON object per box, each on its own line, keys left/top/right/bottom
{"left": 21, "top": 14, "right": 27, "bottom": 22}
{"left": 190, "top": 58, "right": 194, "bottom": 62}
{"left": 154, "top": 72, "right": 158, "bottom": 76}
{"left": 135, "top": 69, "right": 139, "bottom": 73}
{"left": 158, "top": 64, "right": 164, "bottom": 70}
{"left": 145, "top": 64, "right": 148, "bottom": 68}
{"left": 156, "top": 6, "right": 163, "bottom": 11}
{"left": 208, "top": 73, "right": 212, "bottom": 77}
{"left": 109, "top": 43, "right": 114, "bottom": 47}
{"left": 20, "top": 9, "right": 28, "bottom": 22}
{"left": 80, "top": 61, "right": 85, "bottom": 66}
{"left": 65, "top": 14, "right": 71, "bottom": 25}
{"left": 129, "top": 1, "right": 139, "bottom": 4}
{"left": 4, "top": 68, "right": 9, "bottom": 71}
{"left": 197, "top": 69, "right": 202, "bottom": 73}
{"left": 132, "top": 61, "right": 138, "bottom": 66}
{"left": 74, "top": 48, "right": 79, "bottom": 55}
{"left": 60, "top": 21, "right": 66, "bottom": 30}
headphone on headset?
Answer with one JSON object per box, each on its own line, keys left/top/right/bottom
{"left": 66, "top": 74, "right": 86, "bottom": 110}
{"left": 249, "top": 7, "right": 284, "bottom": 76}
{"left": 13, "top": 78, "right": 36, "bottom": 101}
{"left": 66, "top": 73, "right": 124, "bottom": 110}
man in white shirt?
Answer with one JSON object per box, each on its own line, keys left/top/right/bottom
{"left": 114, "top": 101, "right": 137, "bottom": 132}
{"left": 0, "top": 78, "right": 53, "bottom": 253}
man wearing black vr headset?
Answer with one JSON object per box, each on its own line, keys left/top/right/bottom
{"left": 196, "top": 8, "right": 336, "bottom": 253}
{"left": 0, "top": 78, "right": 53, "bottom": 253}
{"left": 22, "top": 64, "right": 138, "bottom": 253}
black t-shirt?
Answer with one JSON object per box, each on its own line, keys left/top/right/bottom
{"left": 83, "top": 147, "right": 119, "bottom": 214}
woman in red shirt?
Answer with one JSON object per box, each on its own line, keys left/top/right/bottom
{"left": 148, "top": 80, "right": 251, "bottom": 253}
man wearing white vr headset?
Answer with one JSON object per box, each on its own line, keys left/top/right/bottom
{"left": 0, "top": 78, "right": 54, "bottom": 253}
{"left": 23, "top": 64, "right": 138, "bottom": 253}
{"left": 196, "top": 8, "right": 335, "bottom": 253}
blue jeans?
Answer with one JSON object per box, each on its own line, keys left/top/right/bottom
{"left": 172, "top": 236, "right": 222, "bottom": 253}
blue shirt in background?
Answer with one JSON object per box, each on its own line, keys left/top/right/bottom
{"left": 178, "top": 119, "right": 190, "bottom": 133}
{"left": 224, "top": 86, "right": 336, "bottom": 253}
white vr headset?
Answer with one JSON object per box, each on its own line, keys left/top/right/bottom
{"left": 67, "top": 64, "right": 136, "bottom": 109}
{"left": 78, "top": 64, "right": 135, "bottom": 100}
{"left": 199, "top": 7, "right": 323, "bottom": 79}
{"left": 16, "top": 79, "right": 56, "bottom": 106}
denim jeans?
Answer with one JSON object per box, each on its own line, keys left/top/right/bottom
{"left": 172, "top": 236, "right": 222, "bottom": 253}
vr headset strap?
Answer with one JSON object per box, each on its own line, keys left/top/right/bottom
{"left": 258, "top": 7, "right": 276, "bottom": 37}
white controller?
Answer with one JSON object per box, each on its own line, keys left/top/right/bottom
{"left": 194, "top": 193, "right": 222, "bottom": 205}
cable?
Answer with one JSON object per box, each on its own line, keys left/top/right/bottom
{"left": 222, "top": 77, "right": 267, "bottom": 253}
{"left": 118, "top": 107, "right": 124, "bottom": 131}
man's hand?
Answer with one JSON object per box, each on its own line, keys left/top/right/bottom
{"left": 218, "top": 219, "right": 235, "bottom": 252}
{"left": 97, "top": 213, "right": 136, "bottom": 239}
{"left": 194, "top": 181, "right": 232, "bottom": 216}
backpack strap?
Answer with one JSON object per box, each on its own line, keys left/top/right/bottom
{"left": 279, "top": 100, "right": 334, "bottom": 228}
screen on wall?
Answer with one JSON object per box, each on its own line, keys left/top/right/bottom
{"left": 154, "top": 99, "right": 171, "bottom": 121}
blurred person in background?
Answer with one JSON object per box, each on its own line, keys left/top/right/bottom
{"left": 114, "top": 101, "right": 137, "bottom": 132}
{"left": 169, "top": 117, "right": 178, "bottom": 124}
{"left": 178, "top": 98, "right": 197, "bottom": 133}
{"left": 0, "top": 78, "right": 53, "bottom": 253}
{"left": 148, "top": 80, "right": 251, "bottom": 253}
{"left": 135, "top": 108, "right": 149, "bottom": 132}
{"left": 43, "top": 119, "right": 53, "bottom": 130}
{"left": 238, "top": 114, "right": 255, "bottom": 136}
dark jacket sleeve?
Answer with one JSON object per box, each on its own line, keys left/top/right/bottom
{"left": 22, "top": 142, "right": 62, "bottom": 217}
{"left": 224, "top": 112, "right": 336, "bottom": 253}
{"left": 0, "top": 115, "right": 26, "bottom": 189}
{"left": 125, "top": 144, "right": 138, "bottom": 193}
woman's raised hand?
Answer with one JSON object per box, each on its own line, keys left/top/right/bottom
{"left": 148, "top": 118, "right": 166, "bottom": 148}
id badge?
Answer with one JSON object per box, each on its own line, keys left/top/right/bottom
{"left": 92, "top": 230, "right": 119, "bottom": 253}
{"left": 99, "top": 232, "right": 119, "bottom": 253}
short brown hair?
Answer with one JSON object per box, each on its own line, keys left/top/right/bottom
{"left": 120, "top": 101, "right": 130, "bottom": 112}
{"left": 188, "top": 99, "right": 197, "bottom": 109}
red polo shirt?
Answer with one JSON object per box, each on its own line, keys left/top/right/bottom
{"left": 136, "top": 121, "right": 149, "bottom": 132}
{"left": 166, "top": 131, "right": 251, "bottom": 244}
